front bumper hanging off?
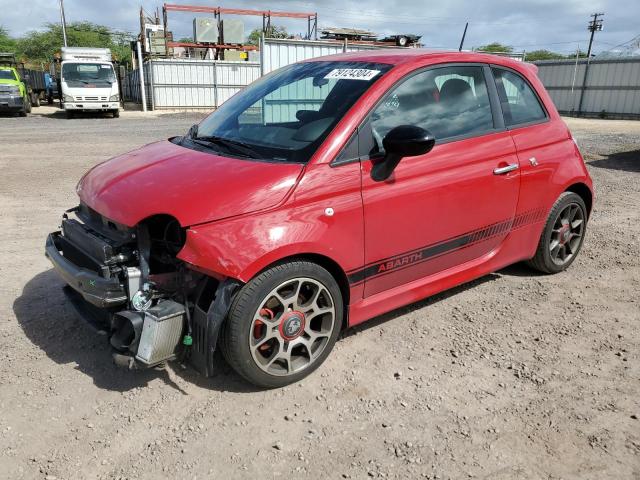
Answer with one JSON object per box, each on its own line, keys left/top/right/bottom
{"left": 45, "top": 232, "right": 128, "bottom": 308}
{"left": 44, "top": 208, "right": 239, "bottom": 374}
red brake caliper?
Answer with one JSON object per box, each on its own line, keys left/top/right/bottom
{"left": 255, "top": 308, "right": 274, "bottom": 351}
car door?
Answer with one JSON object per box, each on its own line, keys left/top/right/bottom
{"left": 357, "top": 64, "right": 521, "bottom": 297}
{"left": 491, "top": 66, "right": 570, "bottom": 220}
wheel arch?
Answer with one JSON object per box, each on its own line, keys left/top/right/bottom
{"left": 565, "top": 182, "right": 593, "bottom": 218}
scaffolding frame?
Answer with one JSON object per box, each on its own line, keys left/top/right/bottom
{"left": 161, "top": 3, "right": 317, "bottom": 58}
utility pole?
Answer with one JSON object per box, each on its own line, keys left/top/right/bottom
{"left": 586, "top": 12, "right": 604, "bottom": 58}
{"left": 58, "top": 0, "right": 68, "bottom": 47}
{"left": 458, "top": 22, "right": 468, "bottom": 52}
{"left": 577, "top": 13, "right": 604, "bottom": 117}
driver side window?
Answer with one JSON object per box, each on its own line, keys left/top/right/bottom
{"left": 369, "top": 65, "right": 495, "bottom": 155}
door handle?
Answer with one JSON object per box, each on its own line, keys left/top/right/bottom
{"left": 493, "top": 163, "right": 519, "bottom": 175}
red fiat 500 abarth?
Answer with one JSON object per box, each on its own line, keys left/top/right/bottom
{"left": 46, "top": 50, "right": 593, "bottom": 387}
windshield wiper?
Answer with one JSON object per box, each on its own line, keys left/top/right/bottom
{"left": 194, "top": 135, "right": 264, "bottom": 159}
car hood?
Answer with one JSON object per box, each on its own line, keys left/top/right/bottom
{"left": 77, "top": 139, "right": 304, "bottom": 227}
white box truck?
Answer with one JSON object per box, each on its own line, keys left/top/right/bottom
{"left": 60, "top": 47, "right": 120, "bottom": 118}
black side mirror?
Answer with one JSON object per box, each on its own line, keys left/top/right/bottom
{"left": 187, "top": 124, "right": 199, "bottom": 139}
{"left": 371, "top": 125, "right": 435, "bottom": 182}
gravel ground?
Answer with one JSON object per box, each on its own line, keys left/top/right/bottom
{"left": 0, "top": 107, "right": 638, "bottom": 480}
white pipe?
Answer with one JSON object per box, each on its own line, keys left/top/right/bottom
{"left": 136, "top": 40, "right": 147, "bottom": 112}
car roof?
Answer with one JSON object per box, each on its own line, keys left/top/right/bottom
{"left": 305, "top": 48, "right": 536, "bottom": 73}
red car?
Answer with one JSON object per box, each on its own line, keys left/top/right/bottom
{"left": 46, "top": 50, "right": 593, "bottom": 387}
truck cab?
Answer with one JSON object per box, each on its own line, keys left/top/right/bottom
{"left": 0, "top": 53, "right": 31, "bottom": 116}
{"left": 60, "top": 47, "right": 120, "bottom": 118}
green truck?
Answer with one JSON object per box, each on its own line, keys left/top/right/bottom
{"left": 0, "top": 53, "right": 32, "bottom": 116}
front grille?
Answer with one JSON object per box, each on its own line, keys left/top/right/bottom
{"left": 74, "top": 96, "right": 108, "bottom": 101}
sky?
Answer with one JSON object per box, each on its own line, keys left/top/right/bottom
{"left": 1, "top": 0, "right": 639, "bottom": 55}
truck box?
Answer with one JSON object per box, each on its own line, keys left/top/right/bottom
{"left": 61, "top": 47, "right": 112, "bottom": 63}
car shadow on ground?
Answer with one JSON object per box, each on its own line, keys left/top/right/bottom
{"left": 342, "top": 273, "right": 501, "bottom": 338}
{"left": 38, "top": 110, "right": 119, "bottom": 120}
{"left": 13, "top": 269, "right": 258, "bottom": 394}
{"left": 15, "top": 267, "right": 528, "bottom": 393}
{"left": 588, "top": 149, "right": 640, "bottom": 173}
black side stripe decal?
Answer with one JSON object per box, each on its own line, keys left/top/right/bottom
{"left": 347, "top": 208, "right": 546, "bottom": 286}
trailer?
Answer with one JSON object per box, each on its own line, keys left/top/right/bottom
{"left": 18, "top": 67, "right": 47, "bottom": 106}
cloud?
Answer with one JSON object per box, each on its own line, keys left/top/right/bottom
{"left": 1, "top": 0, "right": 637, "bottom": 54}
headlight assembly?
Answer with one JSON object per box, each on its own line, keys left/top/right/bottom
{"left": 63, "top": 94, "right": 74, "bottom": 102}
{"left": 109, "top": 94, "right": 120, "bottom": 102}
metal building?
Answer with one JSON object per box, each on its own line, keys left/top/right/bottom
{"left": 535, "top": 57, "right": 640, "bottom": 119}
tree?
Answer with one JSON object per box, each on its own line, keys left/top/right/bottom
{"left": 15, "top": 22, "right": 133, "bottom": 66}
{"left": 525, "top": 49, "right": 566, "bottom": 61}
{"left": 476, "top": 42, "right": 513, "bottom": 53}
{"left": 247, "top": 25, "right": 288, "bottom": 46}
{"left": 0, "top": 26, "right": 17, "bottom": 53}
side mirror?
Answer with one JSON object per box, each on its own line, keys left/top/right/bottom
{"left": 371, "top": 125, "right": 435, "bottom": 182}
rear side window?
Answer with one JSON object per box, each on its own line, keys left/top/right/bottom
{"left": 492, "top": 68, "right": 546, "bottom": 127}
{"left": 369, "top": 65, "right": 495, "bottom": 150}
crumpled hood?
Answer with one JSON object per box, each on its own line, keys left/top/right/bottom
{"left": 77, "top": 139, "right": 304, "bottom": 227}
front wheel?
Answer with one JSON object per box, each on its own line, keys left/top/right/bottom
{"left": 526, "top": 192, "right": 588, "bottom": 274}
{"left": 220, "top": 261, "right": 343, "bottom": 388}
{"left": 112, "top": 109, "right": 120, "bottom": 118}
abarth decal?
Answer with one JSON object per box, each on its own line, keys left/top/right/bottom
{"left": 347, "top": 208, "right": 546, "bottom": 286}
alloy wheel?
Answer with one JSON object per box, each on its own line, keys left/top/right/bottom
{"left": 549, "top": 202, "right": 585, "bottom": 266}
{"left": 249, "top": 277, "right": 335, "bottom": 376}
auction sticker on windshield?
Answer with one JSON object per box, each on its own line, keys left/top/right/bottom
{"left": 324, "top": 68, "right": 381, "bottom": 81}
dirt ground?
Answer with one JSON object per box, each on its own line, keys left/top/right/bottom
{"left": 0, "top": 106, "right": 638, "bottom": 480}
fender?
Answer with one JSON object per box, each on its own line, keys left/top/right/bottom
{"left": 177, "top": 160, "right": 365, "bottom": 286}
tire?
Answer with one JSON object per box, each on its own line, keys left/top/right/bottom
{"left": 397, "top": 36, "right": 408, "bottom": 47}
{"left": 31, "top": 93, "right": 40, "bottom": 107}
{"left": 220, "top": 261, "right": 343, "bottom": 388}
{"left": 112, "top": 109, "right": 120, "bottom": 118}
{"left": 526, "top": 192, "right": 588, "bottom": 274}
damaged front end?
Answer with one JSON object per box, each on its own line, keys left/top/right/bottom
{"left": 45, "top": 204, "right": 238, "bottom": 374}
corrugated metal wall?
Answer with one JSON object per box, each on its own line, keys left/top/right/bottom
{"left": 535, "top": 58, "right": 640, "bottom": 118}
{"left": 123, "top": 59, "right": 260, "bottom": 109}
{"left": 122, "top": 39, "right": 390, "bottom": 110}
{"left": 260, "top": 38, "right": 388, "bottom": 75}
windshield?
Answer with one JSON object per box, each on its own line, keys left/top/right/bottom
{"left": 62, "top": 62, "right": 115, "bottom": 87}
{"left": 193, "top": 61, "right": 392, "bottom": 163}
{"left": 0, "top": 69, "right": 17, "bottom": 81}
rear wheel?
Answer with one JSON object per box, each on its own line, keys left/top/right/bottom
{"left": 526, "top": 192, "right": 587, "bottom": 273}
{"left": 220, "top": 261, "right": 343, "bottom": 388}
